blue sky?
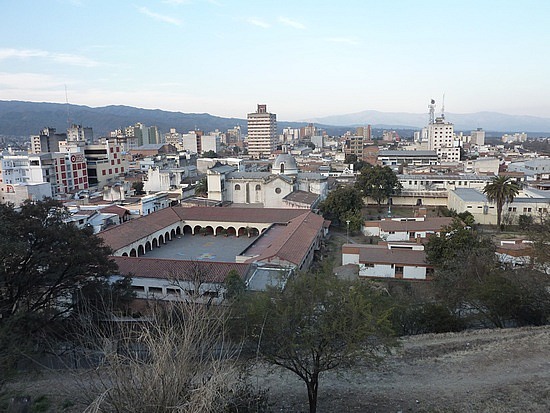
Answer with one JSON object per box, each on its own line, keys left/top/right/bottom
{"left": 1, "top": 0, "right": 549, "bottom": 121}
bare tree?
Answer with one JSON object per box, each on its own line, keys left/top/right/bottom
{"left": 70, "top": 300, "right": 244, "bottom": 413}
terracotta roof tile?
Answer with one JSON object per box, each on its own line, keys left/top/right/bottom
{"left": 99, "top": 205, "right": 131, "bottom": 218}
{"left": 171, "top": 206, "right": 308, "bottom": 224}
{"left": 112, "top": 256, "right": 250, "bottom": 283}
{"left": 99, "top": 207, "right": 182, "bottom": 251}
{"left": 246, "top": 211, "right": 325, "bottom": 267}
{"left": 357, "top": 246, "right": 430, "bottom": 267}
{"left": 378, "top": 217, "right": 453, "bottom": 232}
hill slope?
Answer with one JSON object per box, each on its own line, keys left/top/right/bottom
{"left": 308, "top": 109, "right": 550, "bottom": 133}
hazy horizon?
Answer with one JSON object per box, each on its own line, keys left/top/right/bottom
{"left": 1, "top": 1, "right": 549, "bottom": 121}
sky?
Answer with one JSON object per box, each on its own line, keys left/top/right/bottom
{"left": 1, "top": 0, "right": 550, "bottom": 121}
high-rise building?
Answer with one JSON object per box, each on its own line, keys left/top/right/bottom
{"left": 67, "top": 124, "right": 93, "bottom": 144}
{"left": 470, "top": 128, "right": 485, "bottom": 145}
{"left": 247, "top": 104, "right": 277, "bottom": 159}
{"left": 426, "top": 102, "right": 461, "bottom": 162}
{"left": 30, "top": 127, "right": 65, "bottom": 154}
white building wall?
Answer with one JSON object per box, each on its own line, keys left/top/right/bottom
{"left": 342, "top": 253, "right": 359, "bottom": 265}
{"left": 182, "top": 133, "right": 199, "bottom": 153}
{"left": 359, "top": 263, "right": 394, "bottom": 278}
{"left": 201, "top": 135, "right": 220, "bottom": 154}
{"left": 127, "top": 276, "right": 226, "bottom": 305}
{"left": 403, "top": 266, "right": 427, "bottom": 280}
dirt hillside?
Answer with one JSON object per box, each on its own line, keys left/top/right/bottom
{"left": 253, "top": 325, "right": 550, "bottom": 412}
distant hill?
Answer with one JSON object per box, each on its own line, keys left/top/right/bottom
{"left": 0, "top": 100, "right": 357, "bottom": 139}
{"left": 0, "top": 101, "right": 252, "bottom": 138}
{"left": 307, "top": 109, "right": 550, "bottom": 134}
{"left": 2, "top": 101, "right": 548, "bottom": 140}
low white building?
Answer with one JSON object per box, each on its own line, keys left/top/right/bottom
{"left": 390, "top": 173, "right": 493, "bottom": 207}
{"left": 362, "top": 216, "right": 454, "bottom": 241}
{"left": 342, "top": 243, "right": 433, "bottom": 280}
{"left": 448, "top": 188, "right": 550, "bottom": 225}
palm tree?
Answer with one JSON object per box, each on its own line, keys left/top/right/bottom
{"left": 483, "top": 175, "right": 520, "bottom": 229}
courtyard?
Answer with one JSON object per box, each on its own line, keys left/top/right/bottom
{"left": 142, "top": 233, "right": 259, "bottom": 262}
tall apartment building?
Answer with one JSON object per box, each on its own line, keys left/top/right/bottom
{"left": 67, "top": 124, "right": 93, "bottom": 145}
{"left": 84, "top": 140, "right": 127, "bottom": 188}
{"left": 247, "top": 104, "right": 277, "bottom": 159}
{"left": 427, "top": 110, "right": 460, "bottom": 162}
{"left": 356, "top": 125, "right": 372, "bottom": 140}
{"left": 470, "top": 128, "right": 485, "bottom": 146}
{"left": 30, "top": 127, "right": 65, "bottom": 154}
{"left": 226, "top": 126, "right": 242, "bottom": 145}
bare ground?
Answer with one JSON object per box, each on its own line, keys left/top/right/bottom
{"left": 4, "top": 326, "right": 550, "bottom": 412}
{"left": 252, "top": 325, "right": 550, "bottom": 413}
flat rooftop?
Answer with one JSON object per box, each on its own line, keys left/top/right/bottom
{"left": 143, "top": 233, "right": 258, "bottom": 262}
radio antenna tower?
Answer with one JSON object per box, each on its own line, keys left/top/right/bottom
{"left": 441, "top": 93, "right": 446, "bottom": 120}
{"left": 428, "top": 99, "right": 436, "bottom": 124}
{"left": 65, "top": 84, "right": 71, "bottom": 127}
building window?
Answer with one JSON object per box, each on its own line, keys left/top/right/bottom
{"left": 255, "top": 184, "right": 261, "bottom": 191}
{"left": 275, "top": 187, "right": 281, "bottom": 194}
{"left": 395, "top": 266, "right": 404, "bottom": 274}
{"left": 234, "top": 184, "right": 241, "bottom": 190}
{"left": 148, "top": 287, "right": 162, "bottom": 295}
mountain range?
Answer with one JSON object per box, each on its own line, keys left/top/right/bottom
{"left": 307, "top": 110, "right": 550, "bottom": 133}
{"left": 1, "top": 101, "right": 550, "bottom": 139}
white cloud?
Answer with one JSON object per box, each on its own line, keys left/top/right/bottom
{"left": 278, "top": 17, "right": 305, "bottom": 30}
{"left": 325, "top": 37, "right": 360, "bottom": 46}
{"left": 0, "top": 72, "right": 66, "bottom": 90}
{"left": 0, "top": 48, "right": 100, "bottom": 67}
{"left": 246, "top": 17, "right": 270, "bottom": 29}
{"left": 137, "top": 6, "right": 182, "bottom": 26}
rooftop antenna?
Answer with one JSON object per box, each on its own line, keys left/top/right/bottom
{"left": 65, "top": 84, "right": 71, "bottom": 127}
{"left": 441, "top": 93, "right": 446, "bottom": 120}
{"left": 428, "top": 99, "right": 436, "bottom": 124}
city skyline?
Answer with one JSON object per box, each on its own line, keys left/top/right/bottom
{"left": 1, "top": 0, "right": 549, "bottom": 121}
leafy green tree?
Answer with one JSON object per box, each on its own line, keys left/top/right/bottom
{"left": 425, "top": 218, "right": 494, "bottom": 272}
{"left": 0, "top": 199, "right": 118, "bottom": 324}
{"left": 527, "top": 212, "right": 550, "bottom": 274}
{"left": 132, "top": 180, "right": 145, "bottom": 195}
{"left": 202, "top": 150, "right": 219, "bottom": 158}
{"left": 483, "top": 175, "right": 520, "bottom": 229}
{"left": 355, "top": 165, "right": 402, "bottom": 211}
{"left": 319, "top": 185, "right": 363, "bottom": 228}
{"left": 195, "top": 177, "right": 208, "bottom": 197}
{"left": 425, "top": 218, "right": 550, "bottom": 327}
{"left": 242, "top": 272, "right": 395, "bottom": 413}
{"left": 518, "top": 214, "right": 533, "bottom": 229}
{"left": 0, "top": 199, "right": 121, "bottom": 378}
{"left": 224, "top": 270, "right": 246, "bottom": 301}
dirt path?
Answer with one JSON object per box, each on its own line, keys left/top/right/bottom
{"left": 252, "top": 326, "right": 550, "bottom": 412}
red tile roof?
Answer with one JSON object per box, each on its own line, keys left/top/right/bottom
{"left": 100, "top": 206, "right": 326, "bottom": 269}
{"left": 357, "top": 246, "right": 430, "bottom": 267}
{"left": 245, "top": 211, "right": 325, "bottom": 267}
{"left": 99, "top": 204, "right": 131, "bottom": 218}
{"left": 378, "top": 217, "right": 453, "bottom": 233}
{"left": 172, "top": 206, "right": 308, "bottom": 224}
{"left": 112, "top": 256, "right": 250, "bottom": 283}
{"left": 99, "top": 207, "right": 182, "bottom": 251}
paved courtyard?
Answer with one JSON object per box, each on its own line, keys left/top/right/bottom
{"left": 143, "top": 233, "right": 258, "bottom": 262}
